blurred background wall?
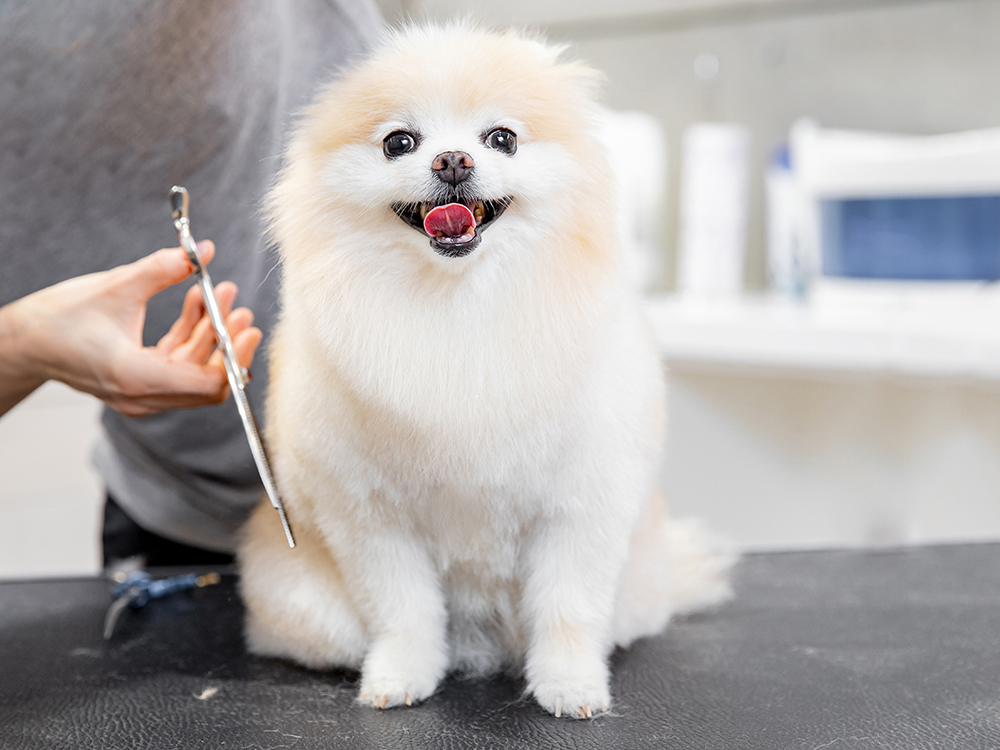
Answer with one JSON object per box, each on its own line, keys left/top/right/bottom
{"left": 374, "top": 0, "right": 1000, "bottom": 289}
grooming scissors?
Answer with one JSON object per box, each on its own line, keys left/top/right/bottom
{"left": 104, "top": 568, "right": 222, "bottom": 640}
{"left": 169, "top": 186, "right": 295, "bottom": 548}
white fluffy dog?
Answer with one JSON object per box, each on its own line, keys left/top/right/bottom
{"left": 239, "top": 23, "right": 732, "bottom": 719}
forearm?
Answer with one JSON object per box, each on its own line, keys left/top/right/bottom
{"left": 0, "top": 299, "right": 47, "bottom": 417}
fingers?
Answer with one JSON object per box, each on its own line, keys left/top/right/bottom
{"left": 117, "top": 240, "right": 215, "bottom": 301}
{"left": 161, "top": 281, "right": 240, "bottom": 363}
{"left": 111, "top": 318, "right": 261, "bottom": 416}
{"left": 106, "top": 319, "right": 263, "bottom": 417}
{"left": 106, "top": 356, "right": 230, "bottom": 417}
{"left": 207, "top": 321, "right": 262, "bottom": 375}
{"left": 178, "top": 282, "right": 238, "bottom": 364}
{"left": 233, "top": 326, "right": 263, "bottom": 372}
{"left": 98, "top": 252, "right": 268, "bottom": 416}
{"left": 156, "top": 284, "right": 205, "bottom": 354}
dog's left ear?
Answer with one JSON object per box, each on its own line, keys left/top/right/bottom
{"left": 511, "top": 32, "right": 605, "bottom": 103}
{"left": 555, "top": 60, "right": 605, "bottom": 104}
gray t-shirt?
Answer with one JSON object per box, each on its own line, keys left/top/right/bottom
{"left": 0, "top": 0, "right": 381, "bottom": 551}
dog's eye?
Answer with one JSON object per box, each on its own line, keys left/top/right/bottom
{"left": 383, "top": 131, "right": 418, "bottom": 159}
{"left": 485, "top": 128, "right": 517, "bottom": 155}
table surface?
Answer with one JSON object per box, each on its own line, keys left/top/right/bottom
{"left": 4, "top": 544, "right": 1000, "bottom": 749}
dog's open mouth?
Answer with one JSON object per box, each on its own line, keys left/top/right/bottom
{"left": 392, "top": 197, "right": 512, "bottom": 258}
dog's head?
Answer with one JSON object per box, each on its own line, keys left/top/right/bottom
{"left": 270, "top": 23, "right": 615, "bottom": 274}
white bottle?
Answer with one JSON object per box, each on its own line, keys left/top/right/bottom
{"left": 677, "top": 122, "right": 751, "bottom": 297}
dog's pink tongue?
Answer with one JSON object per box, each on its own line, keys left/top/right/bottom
{"left": 424, "top": 203, "right": 475, "bottom": 238}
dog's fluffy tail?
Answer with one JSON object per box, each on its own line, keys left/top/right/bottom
{"left": 662, "top": 515, "right": 736, "bottom": 615}
{"left": 612, "top": 493, "right": 737, "bottom": 648}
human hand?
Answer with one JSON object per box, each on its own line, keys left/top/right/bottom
{"left": 0, "top": 242, "right": 262, "bottom": 417}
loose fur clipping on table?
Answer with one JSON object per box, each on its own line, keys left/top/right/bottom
{"left": 238, "top": 21, "right": 734, "bottom": 720}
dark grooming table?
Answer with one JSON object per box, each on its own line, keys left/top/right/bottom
{"left": 4, "top": 544, "right": 1000, "bottom": 749}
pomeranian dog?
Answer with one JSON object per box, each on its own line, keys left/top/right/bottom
{"left": 239, "top": 23, "right": 732, "bottom": 719}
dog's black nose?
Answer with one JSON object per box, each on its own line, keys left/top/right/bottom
{"left": 432, "top": 151, "right": 474, "bottom": 186}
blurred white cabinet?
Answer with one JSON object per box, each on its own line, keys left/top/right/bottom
{"left": 647, "top": 291, "right": 1000, "bottom": 549}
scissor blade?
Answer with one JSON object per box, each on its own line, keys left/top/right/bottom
{"left": 231, "top": 382, "right": 296, "bottom": 548}
{"left": 169, "top": 186, "right": 296, "bottom": 549}
{"left": 103, "top": 593, "right": 135, "bottom": 640}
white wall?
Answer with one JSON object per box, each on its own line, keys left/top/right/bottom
{"left": 664, "top": 369, "right": 1000, "bottom": 550}
{"left": 0, "top": 383, "right": 103, "bottom": 578}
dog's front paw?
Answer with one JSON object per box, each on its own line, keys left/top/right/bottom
{"left": 528, "top": 658, "right": 611, "bottom": 719}
{"left": 531, "top": 678, "right": 611, "bottom": 719}
{"left": 358, "top": 673, "right": 437, "bottom": 709}
{"left": 357, "top": 635, "right": 446, "bottom": 709}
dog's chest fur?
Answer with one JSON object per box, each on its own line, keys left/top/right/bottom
{"left": 276, "top": 250, "right": 617, "bottom": 579}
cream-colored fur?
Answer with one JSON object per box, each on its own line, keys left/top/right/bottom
{"left": 239, "top": 22, "right": 733, "bottom": 719}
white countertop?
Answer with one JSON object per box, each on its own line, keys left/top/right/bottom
{"left": 644, "top": 281, "right": 1000, "bottom": 381}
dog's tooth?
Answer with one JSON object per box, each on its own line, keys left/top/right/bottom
{"left": 473, "top": 201, "right": 485, "bottom": 224}
{"left": 420, "top": 203, "right": 429, "bottom": 219}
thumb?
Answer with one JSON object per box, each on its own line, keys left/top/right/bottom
{"left": 118, "top": 241, "right": 216, "bottom": 300}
